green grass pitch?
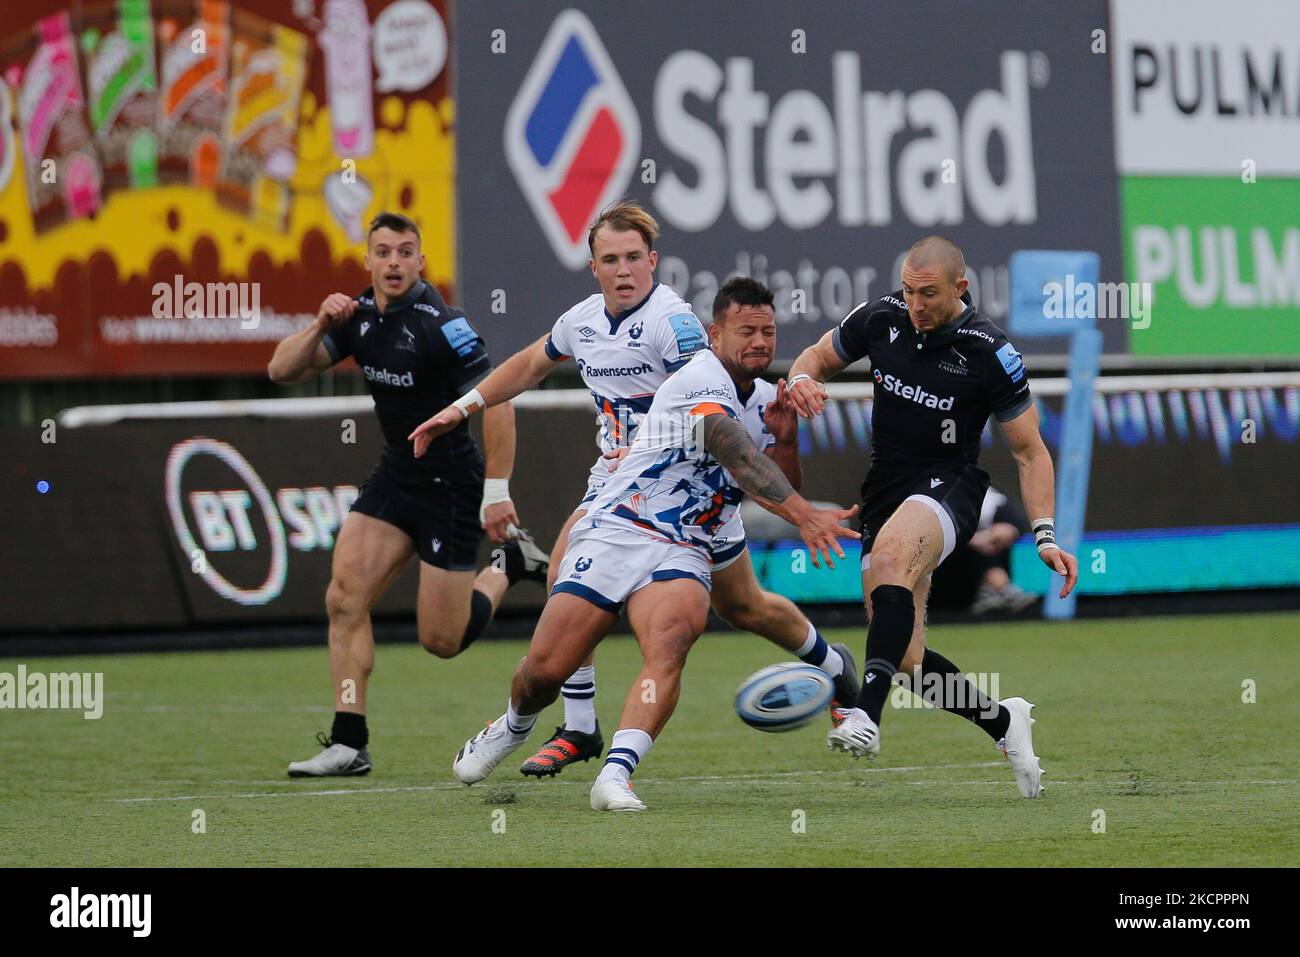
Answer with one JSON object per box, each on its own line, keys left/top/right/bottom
{"left": 2, "top": 612, "right": 1297, "bottom": 867}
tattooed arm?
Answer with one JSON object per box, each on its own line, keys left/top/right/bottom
{"left": 702, "top": 413, "right": 859, "bottom": 566}
{"left": 704, "top": 414, "right": 798, "bottom": 517}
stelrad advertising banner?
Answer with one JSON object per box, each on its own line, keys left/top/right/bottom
{"left": 0, "top": 0, "right": 456, "bottom": 380}
{"left": 1111, "top": 0, "right": 1300, "bottom": 357}
{"left": 456, "top": 0, "right": 1126, "bottom": 361}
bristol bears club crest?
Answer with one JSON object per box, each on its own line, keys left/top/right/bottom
{"left": 504, "top": 10, "right": 640, "bottom": 269}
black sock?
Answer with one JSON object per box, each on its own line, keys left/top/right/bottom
{"left": 331, "top": 711, "right": 368, "bottom": 750}
{"left": 500, "top": 541, "right": 528, "bottom": 586}
{"left": 459, "top": 588, "right": 495, "bottom": 652}
{"left": 913, "top": 648, "right": 1010, "bottom": 742}
{"left": 855, "top": 584, "right": 915, "bottom": 724}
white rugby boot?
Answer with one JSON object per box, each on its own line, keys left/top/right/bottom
{"left": 826, "top": 707, "right": 881, "bottom": 759}
{"left": 287, "top": 732, "right": 372, "bottom": 777}
{"left": 453, "top": 714, "right": 530, "bottom": 784}
{"left": 590, "top": 774, "right": 648, "bottom": 812}
{"left": 996, "top": 697, "right": 1045, "bottom": 798}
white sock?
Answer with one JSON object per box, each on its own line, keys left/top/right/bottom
{"left": 597, "top": 728, "right": 654, "bottom": 783}
{"left": 506, "top": 699, "right": 536, "bottom": 737}
{"left": 561, "top": 665, "right": 597, "bottom": 734}
{"left": 794, "top": 622, "right": 844, "bottom": 678}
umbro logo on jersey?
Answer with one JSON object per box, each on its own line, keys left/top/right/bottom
{"left": 359, "top": 321, "right": 371, "bottom": 337}
{"left": 889, "top": 327, "right": 900, "bottom": 343}
{"left": 505, "top": 10, "right": 639, "bottom": 268}
{"left": 931, "top": 478, "right": 943, "bottom": 488}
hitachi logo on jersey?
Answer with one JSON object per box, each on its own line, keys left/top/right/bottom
{"left": 874, "top": 370, "right": 954, "bottom": 409}
{"left": 957, "top": 327, "right": 994, "bottom": 343}
{"left": 362, "top": 365, "right": 415, "bottom": 386}
{"left": 576, "top": 358, "right": 654, "bottom": 377}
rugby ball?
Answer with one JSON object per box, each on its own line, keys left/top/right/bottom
{"left": 735, "top": 662, "right": 834, "bottom": 733}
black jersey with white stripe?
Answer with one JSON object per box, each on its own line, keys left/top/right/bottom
{"left": 832, "top": 291, "right": 1032, "bottom": 477}
{"left": 323, "top": 280, "right": 490, "bottom": 480}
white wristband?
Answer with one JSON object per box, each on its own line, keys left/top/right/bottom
{"left": 481, "top": 478, "right": 511, "bottom": 506}
{"left": 789, "top": 373, "right": 815, "bottom": 387}
{"left": 480, "top": 478, "right": 513, "bottom": 528}
{"left": 1031, "top": 517, "right": 1057, "bottom": 552}
{"left": 452, "top": 388, "right": 485, "bottom": 420}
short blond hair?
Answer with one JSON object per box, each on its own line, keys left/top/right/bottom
{"left": 904, "top": 235, "right": 966, "bottom": 283}
{"left": 587, "top": 200, "right": 659, "bottom": 254}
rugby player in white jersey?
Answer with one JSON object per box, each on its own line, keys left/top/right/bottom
{"left": 409, "top": 201, "right": 859, "bottom": 778}
{"left": 418, "top": 300, "right": 861, "bottom": 810}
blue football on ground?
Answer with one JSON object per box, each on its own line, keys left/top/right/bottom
{"left": 735, "top": 662, "right": 835, "bottom": 733}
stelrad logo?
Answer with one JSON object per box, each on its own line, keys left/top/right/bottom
{"left": 505, "top": 9, "right": 640, "bottom": 269}
{"left": 362, "top": 365, "right": 414, "bottom": 386}
{"left": 873, "top": 368, "right": 955, "bottom": 409}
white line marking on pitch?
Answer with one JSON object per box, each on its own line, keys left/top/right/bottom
{"left": 108, "top": 762, "right": 1002, "bottom": 803}
{"left": 108, "top": 769, "right": 1299, "bottom": 805}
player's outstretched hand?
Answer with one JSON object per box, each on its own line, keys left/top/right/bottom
{"left": 602, "top": 446, "right": 631, "bottom": 473}
{"left": 787, "top": 376, "right": 829, "bottom": 419}
{"left": 408, "top": 406, "right": 464, "bottom": 458}
{"left": 1040, "top": 545, "right": 1079, "bottom": 598}
{"left": 797, "top": 503, "right": 860, "bottom": 569}
{"left": 482, "top": 500, "right": 521, "bottom": 544}
{"left": 763, "top": 379, "right": 800, "bottom": 443}
{"left": 316, "top": 293, "right": 356, "bottom": 330}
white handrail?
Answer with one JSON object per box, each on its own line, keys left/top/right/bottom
{"left": 58, "top": 371, "right": 1300, "bottom": 427}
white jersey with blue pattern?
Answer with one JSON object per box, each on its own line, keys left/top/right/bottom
{"left": 736, "top": 377, "right": 777, "bottom": 461}
{"left": 586, "top": 349, "right": 754, "bottom": 550}
{"left": 545, "top": 283, "right": 708, "bottom": 454}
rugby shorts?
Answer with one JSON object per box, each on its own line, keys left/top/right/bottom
{"left": 858, "top": 465, "right": 991, "bottom": 573}
{"left": 550, "top": 516, "right": 712, "bottom": 613}
{"left": 350, "top": 460, "right": 483, "bottom": 570}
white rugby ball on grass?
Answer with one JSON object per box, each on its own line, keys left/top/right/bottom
{"left": 735, "top": 662, "right": 834, "bottom": 733}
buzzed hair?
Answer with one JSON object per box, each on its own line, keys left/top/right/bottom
{"left": 368, "top": 211, "right": 420, "bottom": 244}
{"left": 588, "top": 199, "right": 659, "bottom": 254}
{"left": 904, "top": 235, "right": 966, "bottom": 283}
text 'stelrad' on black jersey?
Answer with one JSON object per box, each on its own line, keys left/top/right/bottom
{"left": 833, "top": 291, "right": 1032, "bottom": 476}
{"left": 323, "top": 279, "right": 490, "bottom": 482}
